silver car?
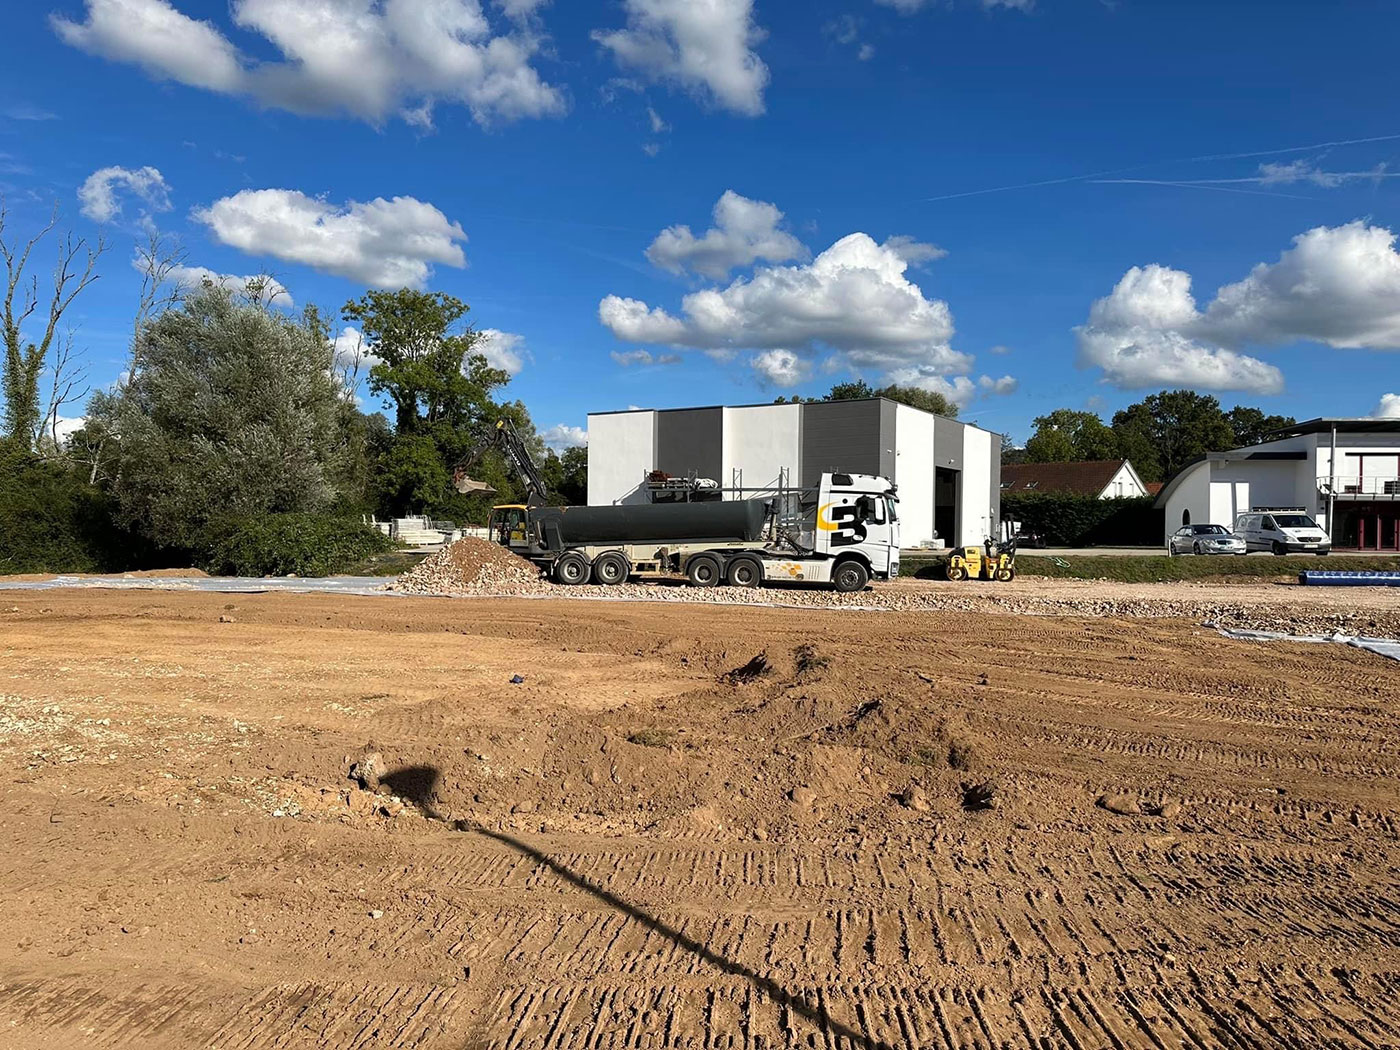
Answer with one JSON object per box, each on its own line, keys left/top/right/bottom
{"left": 1168, "top": 524, "right": 1247, "bottom": 556}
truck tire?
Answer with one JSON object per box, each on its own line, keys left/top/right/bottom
{"left": 554, "top": 552, "right": 590, "bottom": 585}
{"left": 995, "top": 565, "right": 1015, "bottom": 582}
{"left": 832, "top": 559, "right": 870, "bottom": 593}
{"left": 686, "top": 554, "right": 722, "bottom": 588}
{"left": 726, "top": 556, "right": 762, "bottom": 588}
{"left": 592, "top": 551, "right": 629, "bottom": 585}
{"left": 947, "top": 564, "right": 967, "bottom": 582}
{"left": 1272, "top": 541, "right": 1287, "bottom": 556}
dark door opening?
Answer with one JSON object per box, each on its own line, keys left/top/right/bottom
{"left": 934, "top": 467, "right": 958, "bottom": 547}
{"left": 1337, "top": 504, "right": 1400, "bottom": 550}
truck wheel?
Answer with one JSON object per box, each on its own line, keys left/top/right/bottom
{"left": 554, "top": 552, "right": 590, "bottom": 585}
{"left": 686, "top": 554, "right": 722, "bottom": 587}
{"left": 1272, "top": 541, "right": 1287, "bottom": 556}
{"left": 996, "top": 566, "right": 1015, "bottom": 582}
{"left": 947, "top": 564, "right": 967, "bottom": 582}
{"left": 727, "top": 557, "right": 762, "bottom": 588}
{"left": 592, "top": 551, "right": 629, "bottom": 586}
{"left": 832, "top": 559, "right": 870, "bottom": 593}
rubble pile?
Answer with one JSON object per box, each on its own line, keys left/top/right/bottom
{"left": 391, "top": 538, "right": 548, "bottom": 597}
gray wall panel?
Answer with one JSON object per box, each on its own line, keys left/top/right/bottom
{"left": 799, "top": 400, "right": 882, "bottom": 488}
{"left": 934, "top": 417, "right": 964, "bottom": 471}
{"left": 655, "top": 408, "right": 723, "bottom": 480}
{"left": 879, "top": 400, "right": 898, "bottom": 481}
{"left": 990, "top": 433, "right": 1002, "bottom": 525}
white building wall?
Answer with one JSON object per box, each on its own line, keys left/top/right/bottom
{"left": 893, "top": 404, "right": 935, "bottom": 546}
{"left": 1163, "top": 462, "right": 1211, "bottom": 541}
{"left": 722, "top": 404, "right": 802, "bottom": 497}
{"left": 959, "top": 426, "right": 995, "bottom": 546}
{"left": 1102, "top": 462, "right": 1147, "bottom": 499}
{"left": 587, "top": 411, "right": 656, "bottom": 505}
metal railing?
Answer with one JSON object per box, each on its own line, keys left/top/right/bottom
{"left": 1320, "top": 476, "right": 1400, "bottom": 498}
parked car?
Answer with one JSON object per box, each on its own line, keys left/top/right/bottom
{"left": 1234, "top": 511, "right": 1331, "bottom": 555}
{"left": 1168, "top": 524, "right": 1247, "bottom": 556}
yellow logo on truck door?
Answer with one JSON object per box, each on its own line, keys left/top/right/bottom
{"left": 817, "top": 502, "right": 865, "bottom": 547}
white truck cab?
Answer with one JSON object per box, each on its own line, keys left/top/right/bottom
{"left": 804, "top": 471, "right": 900, "bottom": 582}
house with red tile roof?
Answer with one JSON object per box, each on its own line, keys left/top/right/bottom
{"left": 1000, "top": 459, "right": 1149, "bottom": 500}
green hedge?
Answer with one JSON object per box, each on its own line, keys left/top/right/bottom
{"left": 902, "top": 553, "right": 1400, "bottom": 583}
{"left": 1001, "top": 492, "right": 1162, "bottom": 547}
{"left": 199, "top": 513, "right": 395, "bottom": 577}
{"left": 0, "top": 446, "right": 159, "bottom": 575}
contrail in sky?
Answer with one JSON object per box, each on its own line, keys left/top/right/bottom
{"left": 922, "top": 131, "right": 1400, "bottom": 202}
{"left": 1090, "top": 179, "right": 1316, "bottom": 200}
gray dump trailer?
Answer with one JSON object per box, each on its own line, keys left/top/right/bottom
{"left": 530, "top": 499, "right": 768, "bottom": 549}
{"left": 486, "top": 472, "right": 900, "bottom": 593}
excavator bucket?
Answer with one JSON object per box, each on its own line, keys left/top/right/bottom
{"left": 453, "top": 470, "right": 497, "bottom": 495}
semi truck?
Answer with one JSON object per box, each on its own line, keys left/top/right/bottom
{"left": 454, "top": 421, "right": 899, "bottom": 592}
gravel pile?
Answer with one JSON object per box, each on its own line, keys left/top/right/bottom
{"left": 389, "top": 543, "right": 1400, "bottom": 638}
{"left": 390, "top": 538, "right": 548, "bottom": 597}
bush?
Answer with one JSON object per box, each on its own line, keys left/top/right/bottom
{"left": 1001, "top": 492, "right": 1162, "bottom": 547}
{"left": 0, "top": 444, "right": 158, "bottom": 574}
{"left": 199, "top": 513, "right": 395, "bottom": 577}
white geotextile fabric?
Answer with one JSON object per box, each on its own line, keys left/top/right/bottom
{"left": 1212, "top": 624, "right": 1400, "bottom": 663}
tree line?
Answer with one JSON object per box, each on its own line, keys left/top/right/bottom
{"left": 1011, "top": 392, "right": 1296, "bottom": 483}
{"left": 0, "top": 207, "right": 583, "bottom": 574}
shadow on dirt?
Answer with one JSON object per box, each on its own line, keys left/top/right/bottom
{"left": 379, "top": 765, "right": 442, "bottom": 807}
{"left": 399, "top": 765, "right": 897, "bottom": 1050}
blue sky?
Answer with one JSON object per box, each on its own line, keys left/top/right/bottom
{"left": 4, "top": 0, "right": 1400, "bottom": 448}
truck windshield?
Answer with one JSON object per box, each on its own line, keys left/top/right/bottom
{"left": 1273, "top": 514, "right": 1318, "bottom": 529}
{"left": 885, "top": 496, "right": 899, "bottom": 523}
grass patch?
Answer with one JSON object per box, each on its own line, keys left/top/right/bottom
{"left": 626, "top": 728, "right": 674, "bottom": 748}
{"left": 901, "top": 553, "right": 1400, "bottom": 584}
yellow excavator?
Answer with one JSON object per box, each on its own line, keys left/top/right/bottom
{"left": 946, "top": 537, "right": 1017, "bottom": 582}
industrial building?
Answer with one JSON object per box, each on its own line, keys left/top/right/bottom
{"left": 1154, "top": 418, "right": 1400, "bottom": 550}
{"left": 587, "top": 398, "right": 1002, "bottom": 548}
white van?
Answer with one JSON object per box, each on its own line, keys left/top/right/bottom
{"left": 1233, "top": 510, "right": 1331, "bottom": 556}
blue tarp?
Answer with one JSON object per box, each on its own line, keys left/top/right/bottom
{"left": 1298, "top": 570, "right": 1400, "bottom": 587}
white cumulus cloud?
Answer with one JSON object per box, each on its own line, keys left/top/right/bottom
{"left": 192, "top": 188, "right": 467, "bottom": 288}
{"left": 78, "top": 164, "right": 171, "bottom": 224}
{"left": 751, "top": 348, "right": 810, "bottom": 388}
{"left": 593, "top": 0, "right": 769, "bottom": 116}
{"left": 1078, "top": 221, "right": 1400, "bottom": 394}
{"left": 475, "top": 328, "right": 526, "bottom": 375}
{"left": 881, "top": 234, "right": 946, "bottom": 266}
{"left": 1374, "top": 393, "right": 1400, "bottom": 418}
{"left": 645, "top": 190, "right": 807, "bottom": 280}
{"left": 53, "top": 0, "right": 565, "bottom": 128}
{"left": 602, "top": 231, "right": 980, "bottom": 393}
{"left": 541, "top": 423, "right": 587, "bottom": 450}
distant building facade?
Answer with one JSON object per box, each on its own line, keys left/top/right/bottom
{"left": 1154, "top": 418, "right": 1400, "bottom": 549}
{"left": 587, "top": 398, "right": 1002, "bottom": 548}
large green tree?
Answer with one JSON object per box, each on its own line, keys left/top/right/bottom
{"left": 1225, "top": 406, "right": 1296, "bottom": 447}
{"left": 1111, "top": 390, "right": 1236, "bottom": 484}
{"left": 344, "top": 289, "right": 521, "bottom": 518}
{"left": 777, "top": 380, "right": 959, "bottom": 418}
{"left": 1025, "top": 408, "right": 1119, "bottom": 463}
{"left": 91, "top": 286, "right": 352, "bottom": 548}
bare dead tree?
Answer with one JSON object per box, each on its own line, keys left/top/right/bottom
{"left": 1, "top": 201, "right": 105, "bottom": 447}
{"left": 130, "top": 230, "right": 185, "bottom": 377}
{"left": 41, "top": 327, "right": 90, "bottom": 452}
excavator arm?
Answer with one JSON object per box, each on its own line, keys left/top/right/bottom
{"left": 453, "top": 419, "right": 550, "bottom": 504}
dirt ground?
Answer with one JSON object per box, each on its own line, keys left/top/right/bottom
{"left": 2, "top": 588, "right": 1399, "bottom": 1049}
